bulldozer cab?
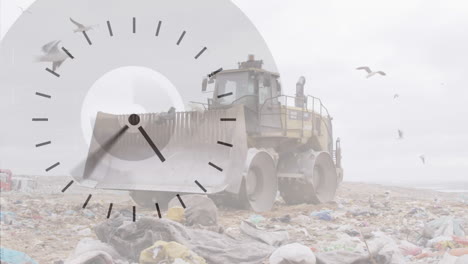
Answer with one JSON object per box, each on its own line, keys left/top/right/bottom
{"left": 210, "top": 70, "right": 279, "bottom": 109}
{"left": 207, "top": 57, "right": 282, "bottom": 135}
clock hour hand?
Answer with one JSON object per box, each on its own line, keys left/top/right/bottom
{"left": 72, "top": 125, "right": 129, "bottom": 179}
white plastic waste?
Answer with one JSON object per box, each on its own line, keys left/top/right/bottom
{"left": 269, "top": 243, "right": 316, "bottom": 264}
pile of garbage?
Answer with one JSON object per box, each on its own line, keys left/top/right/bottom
{"left": 56, "top": 194, "right": 468, "bottom": 263}
{"left": 1, "top": 180, "right": 467, "bottom": 263}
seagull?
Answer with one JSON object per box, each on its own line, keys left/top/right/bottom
{"left": 36, "top": 41, "right": 68, "bottom": 71}
{"left": 17, "top": 6, "right": 32, "bottom": 14}
{"left": 70, "top": 18, "right": 96, "bottom": 33}
{"left": 157, "top": 107, "right": 176, "bottom": 124}
{"left": 393, "top": 94, "right": 399, "bottom": 99}
{"left": 419, "top": 155, "right": 426, "bottom": 164}
{"left": 398, "top": 130, "right": 404, "bottom": 139}
{"left": 356, "top": 66, "right": 386, "bottom": 78}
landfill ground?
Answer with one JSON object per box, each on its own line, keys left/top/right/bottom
{"left": 1, "top": 176, "right": 467, "bottom": 263}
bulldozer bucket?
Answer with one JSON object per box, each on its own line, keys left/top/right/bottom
{"left": 72, "top": 105, "right": 249, "bottom": 195}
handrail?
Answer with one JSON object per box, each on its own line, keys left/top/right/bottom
{"left": 189, "top": 101, "right": 208, "bottom": 110}
{"left": 259, "top": 94, "right": 330, "bottom": 118}
{"left": 258, "top": 94, "right": 333, "bottom": 150}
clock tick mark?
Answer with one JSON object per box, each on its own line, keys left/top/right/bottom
{"left": 195, "top": 47, "right": 207, "bottom": 59}
{"left": 155, "top": 20, "right": 162, "bottom": 36}
{"left": 45, "top": 162, "right": 60, "bottom": 172}
{"left": 36, "top": 141, "right": 51, "bottom": 147}
{"left": 133, "top": 17, "right": 136, "bottom": 33}
{"left": 217, "top": 92, "right": 233, "bottom": 99}
{"left": 45, "top": 68, "right": 60, "bottom": 77}
{"left": 107, "top": 21, "right": 113, "bottom": 36}
{"left": 208, "top": 162, "right": 223, "bottom": 172}
{"left": 61, "top": 47, "right": 74, "bottom": 59}
{"left": 132, "top": 206, "right": 136, "bottom": 222}
{"left": 82, "top": 194, "right": 92, "bottom": 208}
{"left": 176, "top": 194, "right": 186, "bottom": 208}
{"left": 61, "top": 180, "right": 74, "bottom": 193}
{"left": 217, "top": 141, "right": 233, "bottom": 147}
{"left": 195, "top": 180, "right": 207, "bottom": 193}
{"left": 82, "top": 31, "right": 92, "bottom": 45}
{"left": 155, "top": 203, "right": 162, "bottom": 218}
{"left": 32, "top": 118, "right": 48, "bottom": 121}
{"left": 176, "top": 31, "right": 186, "bottom": 45}
{"left": 220, "top": 118, "right": 236, "bottom": 122}
{"left": 35, "top": 92, "right": 51, "bottom": 99}
{"left": 107, "top": 203, "right": 113, "bottom": 218}
{"left": 209, "top": 68, "right": 223, "bottom": 78}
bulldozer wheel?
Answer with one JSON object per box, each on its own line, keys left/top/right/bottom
{"left": 241, "top": 149, "right": 278, "bottom": 212}
{"left": 280, "top": 151, "right": 338, "bottom": 205}
{"left": 129, "top": 191, "right": 173, "bottom": 210}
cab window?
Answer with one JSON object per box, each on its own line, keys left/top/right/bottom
{"left": 216, "top": 72, "right": 252, "bottom": 104}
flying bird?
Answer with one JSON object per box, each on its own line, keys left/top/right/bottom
{"left": 356, "top": 66, "right": 386, "bottom": 78}
{"left": 70, "top": 17, "right": 96, "bottom": 32}
{"left": 36, "top": 41, "right": 68, "bottom": 71}
{"left": 419, "top": 155, "right": 426, "bottom": 164}
{"left": 393, "top": 94, "right": 399, "bottom": 99}
{"left": 398, "top": 130, "right": 404, "bottom": 139}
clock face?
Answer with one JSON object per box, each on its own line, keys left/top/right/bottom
{"left": 0, "top": 0, "right": 278, "bottom": 216}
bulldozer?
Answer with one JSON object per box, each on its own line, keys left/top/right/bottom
{"left": 74, "top": 55, "right": 343, "bottom": 212}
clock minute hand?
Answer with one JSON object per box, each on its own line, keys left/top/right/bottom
{"left": 138, "top": 126, "right": 166, "bottom": 162}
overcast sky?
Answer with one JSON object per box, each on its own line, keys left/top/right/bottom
{"left": 1, "top": 0, "right": 467, "bottom": 188}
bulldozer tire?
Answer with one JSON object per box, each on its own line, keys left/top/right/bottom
{"left": 129, "top": 191, "right": 173, "bottom": 210}
{"left": 280, "top": 151, "right": 338, "bottom": 205}
{"left": 241, "top": 149, "right": 278, "bottom": 212}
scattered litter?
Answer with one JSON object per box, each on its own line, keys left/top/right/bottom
{"left": 95, "top": 213, "right": 274, "bottom": 263}
{"left": 270, "top": 243, "right": 316, "bottom": 264}
{"left": 139, "top": 241, "right": 206, "bottom": 264}
{"left": 0, "top": 247, "right": 38, "bottom": 264}
{"left": 64, "top": 238, "right": 126, "bottom": 264}
{"left": 453, "top": 236, "right": 468, "bottom": 246}
{"left": 449, "top": 247, "right": 468, "bottom": 257}
{"left": 399, "top": 240, "right": 422, "bottom": 256}
{"left": 292, "top": 215, "right": 311, "bottom": 225}
{"left": 321, "top": 234, "right": 364, "bottom": 252}
{"left": 423, "top": 216, "right": 465, "bottom": 239}
{"left": 1, "top": 179, "right": 466, "bottom": 264}
{"left": 168, "top": 195, "right": 219, "bottom": 227}
{"left": 271, "top": 214, "right": 291, "bottom": 223}
{"left": 65, "top": 210, "right": 76, "bottom": 216}
{"left": 82, "top": 209, "right": 95, "bottom": 219}
{"left": 248, "top": 214, "right": 266, "bottom": 224}
{"left": 438, "top": 253, "right": 459, "bottom": 264}
{"left": 316, "top": 232, "right": 406, "bottom": 264}
{"left": 0, "top": 211, "right": 16, "bottom": 224}
{"left": 240, "top": 220, "right": 289, "bottom": 246}
{"left": 77, "top": 228, "right": 92, "bottom": 236}
{"left": 167, "top": 206, "right": 185, "bottom": 223}
{"left": 311, "top": 210, "right": 334, "bottom": 221}
{"left": 406, "top": 207, "right": 427, "bottom": 218}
